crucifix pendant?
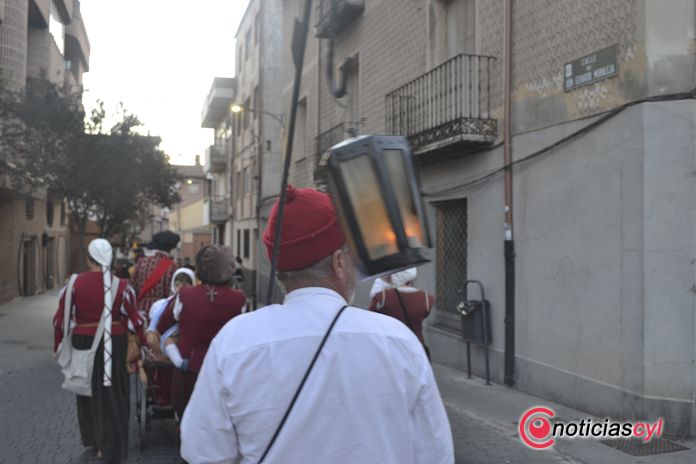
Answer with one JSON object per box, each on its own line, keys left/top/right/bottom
{"left": 206, "top": 286, "right": 218, "bottom": 303}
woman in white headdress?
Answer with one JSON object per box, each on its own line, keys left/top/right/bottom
{"left": 53, "top": 239, "right": 147, "bottom": 463}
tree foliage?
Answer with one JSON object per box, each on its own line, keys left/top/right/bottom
{"left": 0, "top": 79, "right": 180, "bottom": 250}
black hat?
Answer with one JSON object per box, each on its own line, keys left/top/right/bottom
{"left": 147, "top": 231, "right": 181, "bottom": 251}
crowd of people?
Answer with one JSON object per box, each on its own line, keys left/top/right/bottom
{"left": 53, "top": 186, "right": 453, "bottom": 464}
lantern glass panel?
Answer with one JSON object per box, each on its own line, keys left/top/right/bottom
{"left": 339, "top": 154, "right": 399, "bottom": 260}
{"left": 383, "top": 149, "right": 425, "bottom": 248}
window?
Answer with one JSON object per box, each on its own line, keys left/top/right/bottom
{"left": 342, "top": 57, "right": 360, "bottom": 131}
{"left": 245, "top": 29, "right": 252, "bottom": 59}
{"left": 242, "top": 167, "right": 249, "bottom": 195}
{"left": 293, "top": 98, "right": 307, "bottom": 160}
{"left": 436, "top": 199, "right": 468, "bottom": 316}
{"left": 243, "top": 229, "right": 250, "bottom": 259}
{"left": 253, "top": 86, "right": 260, "bottom": 120}
{"left": 60, "top": 201, "right": 66, "bottom": 226}
{"left": 25, "top": 198, "right": 34, "bottom": 221}
{"left": 237, "top": 229, "right": 241, "bottom": 257}
{"left": 237, "top": 45, "right": 243, "bottom": 73}
{"left": 236, "top": 170, "right": 242, "bottom": 200}
{"left": 46, "top": 199, "right": 54, "bottom": 227}
{"left": 243, "top": 96, "right": 251, "bottom": 129}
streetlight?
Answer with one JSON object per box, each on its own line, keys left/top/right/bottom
{"left": 230, "top": 103, "right": 285, "bottom": 128}
{"left": 324, "top": 135, "right": 432, "bottom": 276}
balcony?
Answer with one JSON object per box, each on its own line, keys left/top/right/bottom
{"left": 314, "top": 123, "right": 348, "bottom": 189}
{"left": 209, "top": 195, "right": 230, "bottom": 223}
{"left": 385, "top": 54, "right": 497, "bottom": 157}
{"left": 315, "top": 0, "right": 364, "bottom": 38}
{"left": 204, "top": 145, "right": 227, "bottom": 173}
{"left": 201, "top": 78, "right": 236, "bottom": 128}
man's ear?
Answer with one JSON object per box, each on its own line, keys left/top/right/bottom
{"left": 331, "top": 248, "right": 348, "bottom": 282}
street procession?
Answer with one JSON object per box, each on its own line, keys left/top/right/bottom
{"left": 4, "top": 0, "right": 696, "bottom": 463}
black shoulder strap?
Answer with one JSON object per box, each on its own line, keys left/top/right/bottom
{"left": 394, "top": 288, "right": 415, "bottom": 333}
{"left": 259, "top": 304, "right": 348, "bottom": 463}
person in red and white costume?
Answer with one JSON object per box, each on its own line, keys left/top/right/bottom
{"left": 369, "top": 267, "right": 435, "bottom": 357}
{"left": 53, "top": 239, "right": 146, "bottom": 463}
{"left": 155, "top": 245, "right": 246, "bottom": 416}
{"left": 181, "top": 185, "right": 454, "bottom": 464}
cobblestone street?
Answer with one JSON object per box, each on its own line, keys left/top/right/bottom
{"left": 0, "top": 292, "right": 181, "bottom": 464}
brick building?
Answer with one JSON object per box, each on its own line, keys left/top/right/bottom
{"left": 280, "top": 0, "right": 696, "bottom": 435}
{"left": 0, "top": 0, "right": 89, "bottom": 303}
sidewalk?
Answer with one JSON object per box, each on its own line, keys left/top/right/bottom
{"left": 434, "top": 363, "right": 696, "bottom": 464}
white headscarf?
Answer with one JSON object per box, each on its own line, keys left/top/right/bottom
{"left": 170, "top": 268, "right": 196, "bottom": 294}
{"left": 88, "top": 238, "right": 114, "bottom": 387}
{"left": 391, "top": 267, "right": 417, "bottom": 288}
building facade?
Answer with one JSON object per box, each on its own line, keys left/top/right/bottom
{"left": 0, "top": 0, "right": 89, "bottom": 303}
{"left": 201, "top": 77, "right": 235, "bottom": 248}
{"left": 232, "top": 0, "right": 283, "bottom": 307}
{"left": 281, "top": 0, "right": 696, "bottom": 435}
{"left": 169, "top": 159, "right": 212, "bottom": 265}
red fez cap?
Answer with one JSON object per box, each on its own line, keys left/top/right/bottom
{"left": 263, "top": 185, "right": 345, "bottom": 272}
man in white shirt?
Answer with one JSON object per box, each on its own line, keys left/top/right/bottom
{"left": 181, "top": 185, "right": 454, "bottom": 464}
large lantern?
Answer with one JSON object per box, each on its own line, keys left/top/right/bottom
{"left": 324, "top": 135, "right": 432, "bottom": 276}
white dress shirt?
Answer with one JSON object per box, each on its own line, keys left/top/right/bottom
{"left": 181, "top": 287, "right": 454, "bottom": 464}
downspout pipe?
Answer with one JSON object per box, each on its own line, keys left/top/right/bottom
{"left": 503, "top": 0, "right": 516, "bottom": 387}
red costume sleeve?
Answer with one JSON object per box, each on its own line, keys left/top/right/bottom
{"left": 122, "top": 284, "right": 147, "bottom": 346}
{"left": 156, "top": 296, "right": 177, "bottom": 335}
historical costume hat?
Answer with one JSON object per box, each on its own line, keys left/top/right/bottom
{"left": 391, "top": 268, "right": 417, "bottom": 288}
{"left": 262, "top": 185, "right": 345, "bottom": 272}
{"left": 195, "top": 245, "right": 235, "bottom": 285}
{"left": 147, "top": 231, "right": 181, "bottom": 252}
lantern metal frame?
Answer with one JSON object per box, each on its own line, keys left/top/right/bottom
{"left": 325, "top": 135, "right": 432, "bottom": 276}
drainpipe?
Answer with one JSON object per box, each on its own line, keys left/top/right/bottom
{"left": 503, "top": 0, "right": 515, "bottom": 387}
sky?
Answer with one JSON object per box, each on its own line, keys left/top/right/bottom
{"left": 80, "top": 0, "right": 251, "bottom": 165}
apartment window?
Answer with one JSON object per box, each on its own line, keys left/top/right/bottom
{"left": 243, "top": 97, "right": 251, "bottom": 129}
{"left": 242, "top": 167, "right": 249, "bottom": 195}
{"left": 25, "top": 198, "right": 34, "bottom": 221}
{"left": 253, "top": 86, "right": 260, "bottom": 120}
{"left": 237, "top": 45, "right": 243, "bottom": 73}
{"left": 46, "top": 199, "right": 54, "bottom": 227}
{"left": 236, "top": 170, "right": 242, "bottom": 200}
{"left": 60, "top": 201, "right": 66, "bottom": 226}
{"left": 243, "top": 229, "right": 250, "bottom": 259}
{"left": 236, "top": 229, "right": 241, "bottom": 258}
{"left": 343, "top": 58, "right": 360, "bottom": 130}
{"left": 293, "top": 98, "right": 307, "bottom": 160}
{"left": 245, "top": 29, "right": 251, "bottom": 60}
{"left": 436, "top": 199, "right": 467, "bottom": 315}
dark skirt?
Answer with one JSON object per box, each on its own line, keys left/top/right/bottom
{"left": 72, "top": 333, "right": 129, "bottom": 463}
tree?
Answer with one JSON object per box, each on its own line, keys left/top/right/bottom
{"left": 1, "top": 79, "right": 180, "bottom": 269}
{"left": 55, "top": 104, "right": 180, "bottom": 267}
{"left": 0, "top": 77, "right": 84, "bottom": 191}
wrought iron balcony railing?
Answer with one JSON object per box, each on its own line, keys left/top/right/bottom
{"left": 385, "top": 53, "right": 497, "bottom": 155}
{"left": 314, "top": 122, "right": 348, "bottom": 189}
{"left": 315, "top": 0, "right": 365, "bottom": 38}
